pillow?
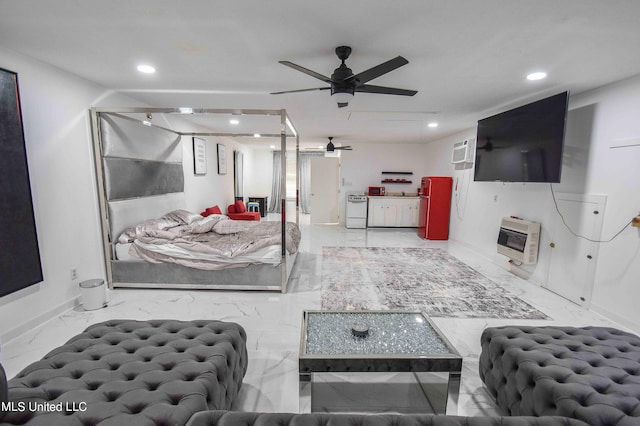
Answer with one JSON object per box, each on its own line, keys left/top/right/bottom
{"left": 186, "top": 215, "right": 228, "bottom": 234}
{"left": 117, "top": 226, "right": 137, "bottom": 244}
{"left": 200, "top": 205, "right": 223, "bottom": 217}
{"left": 117, "top": 218, "right": 178, "bottom": 243}
{"left": 234, "top": 200, "right": 246, "bottom": 213}
{"left": 207, "top": 205, "right": 222, "bottom": 215}
{"left": 162, "top": 209, "right": 202, "bottom": 225}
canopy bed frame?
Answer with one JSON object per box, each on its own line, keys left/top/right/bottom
{"left": 90, "top": 107, "right": 299, "bottom": 293}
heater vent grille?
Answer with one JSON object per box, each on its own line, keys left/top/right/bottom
{"left": 497, "top": 217, "right": 541, "bottom": 265}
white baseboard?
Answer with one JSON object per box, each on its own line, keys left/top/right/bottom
{"left": 590, "top": 303, "right": 639, "bottom": 335}
{"left": 0, "top": 296, "right": 79, "bottom": 347}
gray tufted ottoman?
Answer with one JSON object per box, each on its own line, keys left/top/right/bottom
{"left": 1, "top": 319, "right": 247, "bottom": 426}
{"left": 479, "top": 326, "right": 640, "bottom": 425}
{"left": 186, "top": 410, "right": 589, "bottom": 425}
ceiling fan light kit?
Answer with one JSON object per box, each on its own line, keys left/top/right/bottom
{"left": 272, "top": 46, "right": 417, "bottom": 108}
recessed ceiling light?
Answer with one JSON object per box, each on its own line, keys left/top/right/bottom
{"left": 137, "top": 64, "right": 156, "bottom": 74}
{"left": 527, "top": 72, "right": 547, "bottom": 81}
{"left": 270, "top": 145, "right": 276, "bottom": 149}
{"left": 229, "top": 119, "right": 239, "bottom": 125}
{"left": 253, "top": 133, "right": 261, "bottom": 138}
{"left": 427, "top": 122, "right": 438, "bottom": 128}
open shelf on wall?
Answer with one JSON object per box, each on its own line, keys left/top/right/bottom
{"left": 381, "top": 171, "right": 413, "bottom": 184}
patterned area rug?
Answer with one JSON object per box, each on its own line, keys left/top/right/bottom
{"left": 321, "top": 247, "right": 549, "bottom": 319}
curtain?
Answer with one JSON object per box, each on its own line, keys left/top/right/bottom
{"left": 268, "top": 150, "right": 323, "bottom": 214}
{"left": 299, "top": 151, "right": 324, "bottom": 214}
{"left": 267, "top": 151, "right": 282, "bottom": 213}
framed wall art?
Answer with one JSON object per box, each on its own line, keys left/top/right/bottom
{"left": 192, "top": 137, "right": 207, "bottom": 175}
{"left": 217, "top": 143, "right": 227, "bottom": 174}
{"left": 0, "top": 67, "right": 43, "bottom": 296}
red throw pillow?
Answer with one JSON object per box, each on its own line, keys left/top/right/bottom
{"left": 234, "top": 200, "right": 246, "bottom": 213}
{"left": 200, "top": 210, "right": 210, "bottom": 217}
{"left": 207, "top": 205, "right": 222, "bottom": 215}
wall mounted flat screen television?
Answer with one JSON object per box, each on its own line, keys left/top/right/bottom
{"left": 474, "top": 91, "right": 569, "bottom": 183}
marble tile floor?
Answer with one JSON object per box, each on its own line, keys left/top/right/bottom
{"left": 0, "top": 224, "right": 625, "bottom": 417}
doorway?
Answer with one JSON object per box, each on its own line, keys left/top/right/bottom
{"left": 310, "top": 156, "right": 340, "bottom": 224}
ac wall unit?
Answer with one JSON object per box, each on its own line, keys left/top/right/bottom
{"left": 497, "top": 217, "right": 541, "bottom": 264}
{"left": 451, "top": 138, "right": 475, "bottom": 164}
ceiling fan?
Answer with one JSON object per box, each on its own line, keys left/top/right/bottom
{"left": 271, "top": 46, "right": 417, "bottom": 107}
{"left": 476, "top": 138, "right": 507, "bottom": 152}
{"left": 326, "top": 137, "right": 352, "bottom": 152}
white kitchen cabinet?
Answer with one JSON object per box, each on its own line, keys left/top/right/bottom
{"left": 397, "top": 198, "right": 420, "bottom": 227}
{"left": 367, "top": 197, "right": 419, "bottom": 227}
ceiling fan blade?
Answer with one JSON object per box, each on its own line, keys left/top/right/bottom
{"left": 270, "top": 87, "right": 330, "bottom": 95}
{"left": 278, "top": 61, "right": 332, "bottom": 83}
{"left": 355, "top": 84, "right": 417, "bottom": 96}
{"left": 350, "top": 56, "right": 409, "bottom": 84}
{"left": 335, "top": 146, "right": 353, "bottom": 150}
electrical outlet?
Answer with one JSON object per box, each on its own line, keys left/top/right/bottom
{"left": 71, "top": 267, "right": 78, "bottom": 281}
{"left": 493, "top": 194, "right": 498, "bottom": 203}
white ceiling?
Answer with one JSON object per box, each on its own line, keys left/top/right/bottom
{"left": 2, "top": 0, "right": 640, "bottom": 149}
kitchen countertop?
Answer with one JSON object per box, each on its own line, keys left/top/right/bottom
{"left": 368, "top": 195, "right": 419, "bottom": 199}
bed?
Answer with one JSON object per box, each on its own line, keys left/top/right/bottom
{"left": 91, "top": 108, "right": 300, "bottom": 292}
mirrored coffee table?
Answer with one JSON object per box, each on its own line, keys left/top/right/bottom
{"left": 299, "top": 310, "right": 462, "bottom": 414}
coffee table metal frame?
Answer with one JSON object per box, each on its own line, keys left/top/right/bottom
{"left": 299, "top": 310, "right": 462, "bottom": 414}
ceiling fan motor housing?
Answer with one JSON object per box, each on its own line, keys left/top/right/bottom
{"left": 331, "top": 65, "right": 355, "bottom": 96}
{"left": 332, "top": 47, "right": 355, "bottom": 96}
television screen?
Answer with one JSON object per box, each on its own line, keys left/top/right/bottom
{"left": 474, "top": 91, "right": 568, "bottom": 183}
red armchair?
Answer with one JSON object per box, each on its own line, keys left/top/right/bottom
{"left": 227, "top": 200, "right": 260, "bottom": 221}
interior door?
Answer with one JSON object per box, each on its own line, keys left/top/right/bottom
{"left": 545, "top": 193, "right": 606, "bottom": 307}
{"left": 310, "top": 156, "right": 339, "bottom": 224}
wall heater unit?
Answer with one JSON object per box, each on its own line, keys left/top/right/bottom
{"left": 497, "top": 217, "right": 540, "bottom": 264}
{"left": 451, "top": 138, "right": 475, "bottom": 164}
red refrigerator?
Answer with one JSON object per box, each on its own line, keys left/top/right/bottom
{"left": 418, "top": 176, "right": 453, "bottom": 240}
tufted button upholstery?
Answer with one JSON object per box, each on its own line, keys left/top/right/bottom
{"left": 479, "top": 326, "right": 640, "bottom": 426}
{"left": 1, "top": 363, "right": 8, "bottom": 421}
{"left": 1, "top": 320, "right": 247, "bottom": 426}
{"left": 185, "top": 410, "right": 589, "bottom": 426}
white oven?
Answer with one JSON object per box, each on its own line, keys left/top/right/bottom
{"left": 346, "top": 193, "right": 368, "bottom": 229}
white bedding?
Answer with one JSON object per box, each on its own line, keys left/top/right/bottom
{"left": 115, "top": 242, "right": 136, "bottom": 261}
{"left": 113, "top": 210, "right": 301, "bottom": 270}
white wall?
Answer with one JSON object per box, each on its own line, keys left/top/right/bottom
{"left": 244, "top": 148, "right": 273, "bottom": 201}
{"left": 338, "top": 142, "right": 430, "bottom": 223}
{"left": 0, "top": 47, "right": 254, "bottom": 344}
{"left": 0, "top": 46, "right": 142, "bottom": 343}
{"left": 572, "top": 76, "right": 640, "bottom": 330}
{"left": 181, "top": 135, "right": 241, "bottom": 213}
{"left": 340, "top": 142, "right": 429, "bottom": 193}
{"left": 431, "top": 76, "right": 640, "bottom": 333}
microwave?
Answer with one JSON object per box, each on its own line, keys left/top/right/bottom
{"left": 368, "top": 186, "right": 386, "bottom": 196}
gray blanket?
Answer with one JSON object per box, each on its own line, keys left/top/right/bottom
{"left": 122, "top": 215, "right": 301, "bottom": 270}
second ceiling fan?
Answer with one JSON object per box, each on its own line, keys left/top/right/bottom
{"left": 326, "top": 137, "right": 351, "bottom": 152}
{"left": 271, "top": 46, "right": 417, "bottom": 107}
